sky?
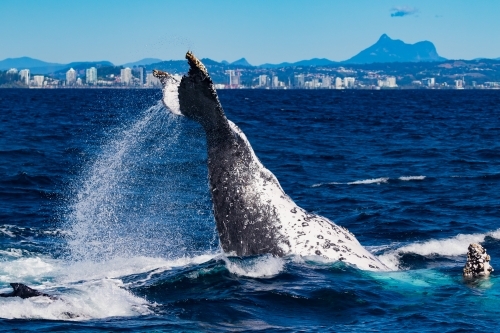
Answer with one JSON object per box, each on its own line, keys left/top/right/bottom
{"left": 1, "top": 0, "right": 499, "bottom": 65}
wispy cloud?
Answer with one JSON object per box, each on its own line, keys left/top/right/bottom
{"left": 390, "top": 6, "right": 418, "bottom": 18}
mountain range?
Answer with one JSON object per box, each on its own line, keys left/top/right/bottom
{"left": 1, "top": 35, "right": 497, "bottom": 74}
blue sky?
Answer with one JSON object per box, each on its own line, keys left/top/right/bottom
{"left": 1, "top": 0, "right": 499, "bottom": 65}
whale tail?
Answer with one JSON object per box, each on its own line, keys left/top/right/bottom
{"left": 177, "top": 52, "right": 230, "bottom": 134}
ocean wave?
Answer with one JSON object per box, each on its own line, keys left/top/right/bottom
{"left": 398, "top": 175, "right": 426, "bottom": 181}
{"left": 0, "top": 278, "right": 151, "bottom": 321}
{"left": 0, "top": 225, "right": 18, "bottom": 238}
{"left": 312, "top": 175, "right": 426, "bottom": 187}
{"left": 0, "top": 253, "right": 217, "bottom": 321}
{"left": 348, "top": 177, "right": 389, "bottom": 185}
{"left": 0, "top": 224, "right": 69, "bottom": 239}
{"left": 377, "top": 228, "right": 500, "bottom": 270}
{"left": 223, "top": 254, "right": 285, "bottom": 278}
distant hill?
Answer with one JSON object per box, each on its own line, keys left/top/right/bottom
{"left": 260, "top": 58, "right": 337, "bottom": 69}
{"left": 0, "top": 57, "right": 115, "bottom": 74}
{"left": 231, "top": 58, "right": 252, "bottom": 67}
{"left": 343, "top": 34, "right": 446, "bottom": 64}
{"left": 51, "top": 61, "right": 115, "bottom": 74}
{"left": 0, "top": 57, "right": 62, "bottom": 71}
{"left": 121, "top": 58, "right": 163, "bottom": 68}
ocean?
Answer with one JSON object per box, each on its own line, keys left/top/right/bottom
{"left": 0, "top": 88, "right": 499, "bottom": 332}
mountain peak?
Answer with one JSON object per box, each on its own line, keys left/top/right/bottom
{"left": 231, "top": 58, "right": 252, "bottom": 67}
{"left": 379, "top": 33, "right": 391, "bottom": 41}
{"left": 344, "top": 35, "right": 446, "bottom": 64}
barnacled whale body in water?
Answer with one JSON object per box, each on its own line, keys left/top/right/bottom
{"left": 153, "top": 52, "right": 388, "bottom": 271}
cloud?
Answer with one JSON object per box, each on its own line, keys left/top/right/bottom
{"left": 390, "top": 6, "right": 418, "bottom": 17}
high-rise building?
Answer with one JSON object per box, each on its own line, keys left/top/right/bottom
{"left": 33, "top": 75, "right": 44, "bottom": 87}
{"left": 344, "top": 77, "right": 355, "bottom": 88}
{"left": 294, "top": 74, "right": 305, "bottom": 88}
{"left": 377, "top": 76, "right": 397, "bottom": 88}
{"left": 66, "top": 68, "right": 77, "bottom": 86}
{"left": 335, "top": 77, "right": 343, "bottom": 89}
{"left": 133, "top": 67, "right": 145, "bottom": 85}
{"left": 322, "top": 76, "right": 331, "bottom": 88}
{"left": 19, "top": 69, "right": 30, "bottom": 85}
{"left": 259, "top": 75, "right": 268, "bottom": 87}
{"left": 272, "top": 76, "right": 279, "bottom": 88}
{"left": 226, "top": 70, "right": 241, "bottom": 87}
{"left": 86, "top": 67, "right": 97, "bottom": 85}
{"left": 121, "top": 67, "right": 132, "bottom": 85}
{"left": 7, "top": 68, "right": 18, "bottom": 74}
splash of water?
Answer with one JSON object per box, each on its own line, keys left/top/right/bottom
{"left": 64, "top": 101, "right": 215, "bottom": 263}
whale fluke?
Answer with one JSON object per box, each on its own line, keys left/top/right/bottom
{"left": 0, "top": 283, "right": 52, "bottom": 299}
{"left": 155, "top": 52, "right": 390, "bottom": 271}
{"left": 463, "top": 243, "right": 494, "bottom": 278}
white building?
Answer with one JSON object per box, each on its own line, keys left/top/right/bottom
{"left": 344, "top": 77, "right": 356, "bottom": 88}
{"left": 227, "top": 70, "right": 241, "bottom": 87}
{"left": 19, "top": 69, "right": 30, "bottom": 85}
{"left": 455, "top": 79, "right": 464, "bottom": 89}
{"left": 311, "top": 78, "right": 320, "bottom": 88}
{"left": 322, "top": 76, "right": 331, "bottom": 88}
{"left": 134, "top": 67, "right": 145, "bottom": 85}
{"left": 121, "top": 67, "right": 132, "bottom": 85}
{"left": 76, "top": 78, "right": 83, "bottom": 86}
{"left": 422, "top": 77, "right": 435, "bottom": 87}
{"left": 66, "top": 68, "right": 77, "bottom": 86}
{"left": 335, "top": 77, "right": 343, "bottom": 89}
{"left": 272, "top": 76, "right": 279, "bottom": 88}
{"left": 294, "top": 74, "right": 305, "bottom": 88}
{"left": 86, "top": 67, "right": 97, "bottom": 85}
{"left": 33, "top": 75, "right": 44, "bottom": 87}
{"left": 259, "top": 75, "right": 268, "bottom": 87}
{"left": 378, "top": 76, "right": 397, "bottom": 88}
{"left": 7, "top": 68, "right": 18, "bottom": 74}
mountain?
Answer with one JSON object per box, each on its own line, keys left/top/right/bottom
{"left": 230, "top": 58, "right": 252, "bottom": 67}
{"left": 121, "top": 58, "right": 163, "bottom": 68}
{"left": 51, "top": 61, "right": 114, "bottom": 73}
{"left": 343, "top": 34, "right": 446, "bottom": 64}
{"left": 0, "top": 57, "right": 115, "bottom": 74}
{"left": 0, "top": 57, "right": 62, "bottom": 71}
{"left": 260, "top": 58, "right": 337, "bottom": 69}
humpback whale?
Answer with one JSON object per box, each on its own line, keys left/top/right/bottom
{"left": 154, "top": 52, "right": 389, "bottom": 270}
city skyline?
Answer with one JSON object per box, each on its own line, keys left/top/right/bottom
{"left": 8, "top": 61, "right": 498, "bottom": 90}
{"left": 1, "top": 1, "right": 500, "bottom": 65}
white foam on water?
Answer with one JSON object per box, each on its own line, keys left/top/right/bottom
{"left": 348, "top": 177, "right": 389, "bottom": 185}
{"left": 399, "top": 175, "right": 426, "bottom": 181}
{"left": 0, "top": 225, "right": 20, "bottom": 238}
{"left": 0, "top": 278, "right": 150, "bottom": 320}
{"left": 0, "top": 257, "right": 56, "bottom": 283}
{"left": 0, "top": 253, "right": 217, "bottom": 321}
{"left": 378, "top": 228, "right": 500, "bottom": 270}
{"left": 223, "top": 254, "right": 285, "bottom": 278}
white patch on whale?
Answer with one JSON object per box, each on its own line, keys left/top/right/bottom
{"left": 226, "top": 121, "right": 388, "bottom": 271}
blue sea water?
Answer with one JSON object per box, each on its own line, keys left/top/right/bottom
{"left": 0, "top": 88, "right": 499, "bottom": 332}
